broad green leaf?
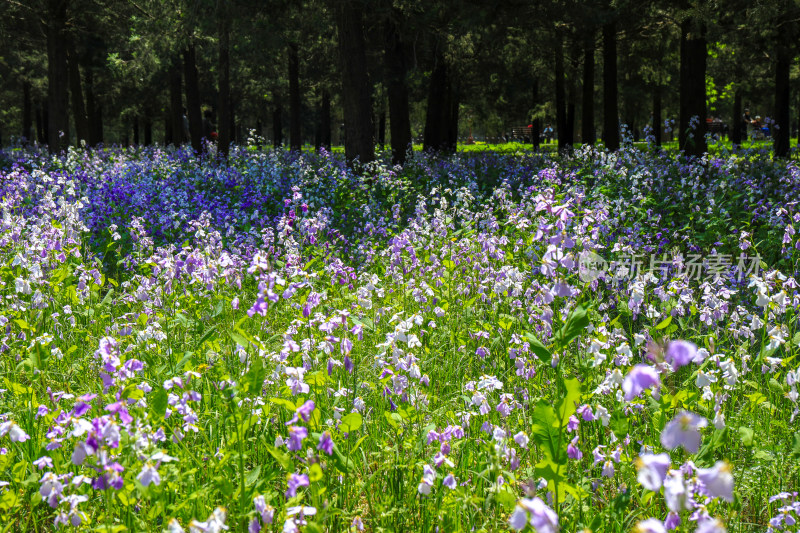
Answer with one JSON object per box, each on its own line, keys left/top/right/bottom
{"left": 340, "top": 412, "right": 363, "bottom": 433}
{"left": 241, "top": 357, "right": 266, "bottom": 395}
{"left": 150, "top": 388, "right": 168, "bottom": 419}
{"left": 654, "top": 316, "right": 672, "bottom": 330}
{"left": 523, "top": 331, "right": 552, "bottom": 363}
{"left": 552, "top": 304, "right": 590, "bottom": 351}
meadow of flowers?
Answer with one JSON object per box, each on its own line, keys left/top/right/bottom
{"left": 0, "top": 141, "right": 798, "bottom": 532}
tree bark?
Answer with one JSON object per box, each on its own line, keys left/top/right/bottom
{"left": 288, "top": 43, "right": 301, "bottom": 151}
{"left": 384, "top": 14, "right": 412, "bottom": 164}
{"left": 378, "top": 109, "right": 386, "bottom": 148}
{"left": 532, "top": 79, "right": 540, "bottom": 149}
{"left": 22, "top": 81, "right": 32, "bottom": 142}
{"left": 653, "top": 86, "right": 662, "bottom": 146}
{"left": 273, "top": 97, "right": 283, "bottom": 147}
{"left": 602, "top": 20, "right": 619, "bottom": 151}
{"left": 554, "top": 32, "right": 567, "bottom": 152}
{"left": 133, "top": 117, "right": 139, "bottom": 145}
{"left": 321, "top": 89, "right": 331, "bottom": 150}
{"left": 183, "top": 44, "right": 203, "bottom": 153}
{"left": 424, "top": 46, "right": 456, "bottom": 152}
{"left": 335, "top": 1, "right": 374, "bottom": 165}
{"left": 218, "top": 4, "right": 232, "bottom": 156}
{"left": 46, "top": 0, "right": 70, "bottom": 151}
{"left": 774, "top": 43, "right": 791, "bottom": 158}
{"left": 582, "top": 31, "right": 595, "bottom": 145}
{"left": 67, "top": 39, "right": 89, "bottom": 145}
{"left": 678, "top": 18, "right": 707, "bottom": 157}
{"left": 35, "top": 101, "right": 45, "bottom": 144}
{"left": 731, "top": 89, "right": 742, "bottom": 145}
{"left": 169, "top": 60, "right": 183, "bottom": 145}
{"left": 85, "top": 66, "right": 102, "bottom": 146}
{"left": 143, "top": 115, "right": 152, "bottom": 145}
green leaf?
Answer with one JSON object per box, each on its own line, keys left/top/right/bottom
{"left": 609, "top": 410, "right": 629, "bottom": 440}
{"left": 552, "top": 304, "right": 590, "bottom": 351}
{"left": 340, "top": 412, "right": 363, "bottom": 433}
{"left": 530, "top": 401, "right": 567, "bottom": 464}
{"left": 523, "top": 331, "right": 552, "bottom": 363}
{"left": 738, "top": 426, "right": 754, "bottom": 446}
{"left": 121, "top": 383, "right": 144, "bottom": 401}
{"left": 265, "top": 445, "right": 292, "bottom": 471}
{"left": 792, "top": 433, "right": 800, "bottom": 457}
{"left": 654, "top": 315, "right": 672, "bottom": 330}
{"left": 241, "top": 357, "right": 266, "bottom": 396}
{"left": 150, "top": 387, "right": 168, "bottom": 419}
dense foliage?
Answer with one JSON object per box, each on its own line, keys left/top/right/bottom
{"left": 0, "top": 144, "right": 799, "bottom": 532}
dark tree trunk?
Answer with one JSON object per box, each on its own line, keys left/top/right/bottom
{"left": 602, "top": 20, "right": 619, "bottom": 151}
{"left": 447, "top": 86, "right": 460, "bottom": 149}
{"left": 335, "top": 1, "right": 374, "bottom": 165}
{"left": 133, "top": 117, "right": 139, "bottom": 145}
{"left": 678, "top": 18, "right": 707, "bottom": 157}
{"left": 653, "top": 86, "right": 662, "bottom": 146}
{"left": 165, "top": 114, "right": 172, "bottom": 145}
{"left": 321, "top": 89, "right": 331, "bottom": 150}
{"left": 273, "top": 97, "right": 283, "bottom": 147}
{"left": 566, "top": 100, "right": 575, "bottom": 148}
{"left": 532, "top": 79, "right": 540, "bottom": 150}
{"left": 582, "top": 31, "right": 595, "bottom": 145}
{"left": 384, "top": 14, "right": 412, "bottom": 164}
{"left": 36, "top": 102, "right": 46, "bottom": 143}
{"left": 67, "top": 39, "right": 89, "bottom": 145}
{"left": 169, "top": 60, "right": 183, "bottom": 145}
{"left": 424, "top": 47, "right": 456, "bottom": 152}
{"left": 774, "top": 43, "right": 791, "bottom": 158}
{"left": 42, "top": 107, "right": 50, "bottom": 143}
{"left": 183, "top": 44, "right": 203, "bottom": 153}
{"left": 378, "top": 109, "right": 386, "bottom": 148}
{"left": 314, "top": 96, "right": 322, "bottom": 151}
{"left": 143, "top": 115, "right": 152, "bottom": 145}
{"left": 218, "top": 5, "right": 232, "bottom": 156}
{"left": 22, "top": 81, "right": 32, "bottom": 142}
{"left": 46, "top": 0, "right": 70, "bottom": 151}
{"left": 554, "top": 32, "right": 567, "bottom": 152}
{"left": 731, "top": 89, "right": 742, "bottom": 145}
{"left": 288, "top": 43, "right": 301, "bottom": 151}
{"left": 85, "top": 67, "right": 102, "bottom": 146}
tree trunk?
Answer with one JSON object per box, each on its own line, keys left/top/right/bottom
{"left": 169, "top": 60, "right": 183, "bottom": 145}
{"left": 46, "top": 0, "right": 70, "bottom": 151}
{"left": 22, "top": 81, "right": 32, "bottom": 142}
{"left": 774, "top": 43, "right": 791, "bottom": 158}
{"left": 133, "top": 117, "right": 139, "bottom": 145}
{"left": 321, "top": 89, "right": 331, "bottom": 150}
{"left": 144, "top": 115, "right": 152, "bottom": 145}
{"left": 532, "top": 79, "right": 540, "bottom": 150}
{"left": 582, "top": 31, "right": 595, "bottom": 145}
{"left": 447, "top": 86, "right": 460, "bottom": 150}
{"left": 384, "top": 14, "right": 412, "bottom": 164}
{"left": 335, "top": 1, "right": 374, "bottom": 165}
{"left": 35, "top": 101, "right": 45, "bottom": 144}
{"left": 67, "top": 39, "right": 89, "bottom": 145}
{"left": 42, "top": 106, "right": 50, "bottom": 143}
{"left": 566, "top": 100, "right": 575, "bottom": 148}
{"left": 678, "top": 18, "right": 707, "bottom": 157}
{"left": 653, "top": 86, "right": 662, "bottom": 146}
{"left": 218, "top": 4, "right": 232, "bottom": 156}
{"left": 183, "top": 44, "right": 203, "bottom": 153}
{"left": 85, "top": 67, "right": 102, "bottom": 146}
{"left": 165, "top": 114, "right": 172, "bottom": 145}
{"left": 424, "top": 46, "right": 456, "bottom": 152}
{"left": 602, "top": 20, "right": 619, "bottom": 151}
{"left": 731, "top": 89, "right": 742, "bottom": 145}
{"left": 554, "top": 32, "right": 567, "bottom": 152}
{"left": 288, "top": 43, "right": 301, "bottom": 151}
{"left": 273, "top": 97, "right": 283, "bottom": 147}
